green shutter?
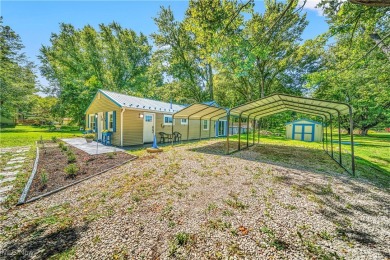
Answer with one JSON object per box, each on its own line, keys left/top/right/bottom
{"left": 105, "top": 112, "right": 108, "bottom": 129}
{"left": 113, "top": 111, "right": 116, "bottom": 132}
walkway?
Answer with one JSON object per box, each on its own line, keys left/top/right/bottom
{"left": 0, "top": 146, "right": 30, "bottom": 203}
{"left": 62, "top": 138, "right": 124, "bottom": 155}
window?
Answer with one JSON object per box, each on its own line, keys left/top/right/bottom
{"left": 164, "top": 115, "right": 173, "bottom": 125}
{"left": 108, "top": 112, "right": 114, "bottom": 130}
{"left": 145, "top": 115, "right": 153, "bottom": 122}
{"left": 203, "top": 120, "right": 209, "bottom": 130}
{"left": 181, "top": 119, "right": 188, "bottom": 125}
{"left": 89, "top": 115, "right": 96, "bottom": 130}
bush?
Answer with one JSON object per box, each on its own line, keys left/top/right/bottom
{"left": 67, "top": 153, "right": 76, "bottom": 163}
{"left": 107, "top": 152, "right": 116, "bottom": 159}
{"left": 40, "top": 170, "right": 48, "bottom": 186}
{"left": 84, "top": 134, "right": 95, "bottom": 139}
{"left": 65, "top": 164, "right": 78, "bottom": 178}
{"left": 51, "top": 136, "right": 58, "bottom": 143}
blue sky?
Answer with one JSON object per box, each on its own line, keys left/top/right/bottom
{"left": 1, "top": 0, "right": 327, "bottom": 89}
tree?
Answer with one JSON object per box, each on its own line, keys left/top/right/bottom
{"left": 0, "top": 17, "right": 36, "bottom": 118}
{"left": 39, "top": 22, "right": 151, "bottom": 124}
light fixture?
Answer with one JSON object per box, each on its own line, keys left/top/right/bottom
{"left": 139, "top": 113, "right": 144, "bottom": 118}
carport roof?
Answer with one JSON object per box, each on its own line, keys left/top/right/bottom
{"left": 229, "top": 94, "right": 351, "bottom": 119}
{"left": 173, "top": 103, "right": 227, "bottom": 120}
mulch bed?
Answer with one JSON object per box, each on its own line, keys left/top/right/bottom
{"left": 27, "top": 143, "right": 136, "bottom": 199}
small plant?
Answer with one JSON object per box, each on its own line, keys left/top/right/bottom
{"left": 51, "top": 136, "right": 58, "bottom": 143}
{"left": 67, "top": 152, "right": 76, "bottom": 163}
{"left": 175, "top": 232, "right": 190, "bottom": 246}
{"left": 107, "top": 152, "right": 115, "bottom": 159}
{"left": 84, "top": 134, "right": 95, "bottom": 139}
{"left": 40, "top": 169, "right": 48, "bottom": 188}
{"left": 65, "top": 164, "right": 78, "bottom": 178}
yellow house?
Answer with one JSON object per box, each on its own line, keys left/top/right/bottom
{"left": 85, "top": 90, "right": 217, "bottom": 146}
{"left": 285, "top": 119, "right": 323, "bottom": 142}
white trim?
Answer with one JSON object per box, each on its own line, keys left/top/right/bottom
{"left": 202, "top": 120, "right": 209, "bottom": 131}
{"left": 120, "top": 108, "right": 125, "bottom": 146}
{"left": 163, "top": 114, "right": 173, "bottom": 126}
{"left": 107, "top": 111, "right": 114, "bottom": 131}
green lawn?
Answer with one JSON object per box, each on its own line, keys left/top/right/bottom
{"left": 0, "top": 125, "right": 83, "bottom": 147}
{"left": 230, "top": 132, "right": 390, "bottom": 188}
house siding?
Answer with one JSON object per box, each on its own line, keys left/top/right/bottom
{"left": 85, "top": 92, "right": 122, "bottom": 146}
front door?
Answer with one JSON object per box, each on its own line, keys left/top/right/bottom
{"left": 143, "top": 113, "right": 155, "bottom": 143}
{"left": 97, "top": 112, "right": 104, "bottom": 141}
{"left": 218, "top": 120, "right": 226, "bottom": 136}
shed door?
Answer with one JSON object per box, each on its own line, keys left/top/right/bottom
{"left": 143, "top": 113, "right": 155, "bottom": 143}
{"left": 293, "top": 124, "right": 314, "bottom": 142}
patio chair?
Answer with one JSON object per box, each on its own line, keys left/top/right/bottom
{"left": 159, "top": 132, "right": 167, "bottom": 143}
{"left": 173, "top": 132, "right": 182, "bottom": 143}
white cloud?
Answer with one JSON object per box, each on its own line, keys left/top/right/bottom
{"left": 298, "top": 0, "right": 324, "bottom": 16}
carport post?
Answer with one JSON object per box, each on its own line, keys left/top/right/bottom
{"left": 253, "top": 119, "right": 256, "bottom": 145}
{"left": 209, "top": 118, "right": 212, "bottom": 139}
{"left": 258, "top": 118, "right": 261, "bottom": 144}
{"left": 246, "top": 116, "right": 250, "bottom": 148}
{"left": 238, "top": 114, "right": 242, "bottom": 151}
{"left": 171, "top": 116, "right": 174, "bottom": 146}
{"left": 321, "top": 117, "right": 324, "bottom": 151}
{"left": 325, "top": 119, "right": 328, "bottom": 153}
{"left": 338, "top": 112, "right": 342, "bottom": 164}
{"left": 226, "top": 112, "right": 230, "bottom": 154}
{"left": 349, "top": 106, "right": 355, "bottom": 175}
{"left": 187, "top": 116, "right": 190, "bottom": 141}
{"left": 199, "top": 118, "right": 202, "bottom": 141}
{"left": 330, "top": 114, "right": 334, "bottom": 158}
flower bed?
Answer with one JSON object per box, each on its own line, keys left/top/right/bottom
{"left": 27, "top": 142, "right": 136, "bottom": 200}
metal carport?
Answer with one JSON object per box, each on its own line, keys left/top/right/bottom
{"left": 172, "top": 103, "right": 227, "bottom": 141}
{"left": 228, "top": 94, "right": 355, "bottom": 175}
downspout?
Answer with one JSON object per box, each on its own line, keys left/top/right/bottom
{"left": 120, "top": 108, "right": 125, "bottom": 147}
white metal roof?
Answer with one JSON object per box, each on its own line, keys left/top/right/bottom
{"left": 230, "top": 94, "right": 351, "bottom": 119}
{"left": 173, "top": 104, "right": 227, "bottom": 120}
{"left": 100, "top": 89, "right": 185, "bottom": 113}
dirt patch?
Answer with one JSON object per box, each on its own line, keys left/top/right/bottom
{"left": 27, "top": 144, "right": 136, "bottom": 199}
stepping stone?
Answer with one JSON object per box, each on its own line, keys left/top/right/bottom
{"left": 0, "top": 196, "right": 6, "bottom": 203}
{"left": 11, "top": 156, "right": 26, "bottom": 161}
{"left": 3, "top": 165, "right": 22, "bottom": 171}
{"left": 0, "top": 171, "right": 19, "bottom": 177}
{"left": 9, "top": 159, "right": 25, "bottom": 163}
{"left": 0, "top": 185, "right": 13, "bottom": 194}
{"left": 0, "top": 177, "right": 16, "bottom": 184}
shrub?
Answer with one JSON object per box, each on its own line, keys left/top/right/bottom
{"left": 84, "top": 134, "right": 95, "bottom": 139}
{"left": 51, "top": 136, "right": 58, "bottom": 143}
{"left": 107, "top": 152, "right": 115, "bottom": 159}
{"left": 68, "top": 153, "right": 76, "bottom": 163}
{"left": 40, "top": 170, "right": 48, "bottom": 186}
{"left": 65, "top": 164, "right": 78, "bottom": 178}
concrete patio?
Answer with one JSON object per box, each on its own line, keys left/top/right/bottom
{"left": 62, "top": 138, "right": 124, "bottom": 155}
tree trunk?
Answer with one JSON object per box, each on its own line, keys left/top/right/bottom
{"left": 369, "top": 33, "right": 390, "bottom": 60}
{"left": 260, "top": 78, "right": 265, "bottom": 98}
{"left": 207, "top": 63, "right": 214, "bottom": 101}
{"left": 360, "top": 128, "right": 369, "bottom": 136}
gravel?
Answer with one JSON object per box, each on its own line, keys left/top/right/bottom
{"left": 0, "top": 140, "right": 389, "bottom": 259}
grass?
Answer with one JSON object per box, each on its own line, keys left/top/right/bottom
{"left": 230, "top": 132, "right": 390, "bottom": 188}
{"left": 0, "top": 125, "right": 82, "bottom": 147}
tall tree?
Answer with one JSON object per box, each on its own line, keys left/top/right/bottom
{"left": 0, "top": 17, "right": 36, "bottom": 118}
{"left": 306, "top": 2, "right": 390, "bottom": 135}
{"left": 39, "top": 22, "right": 151, "bottom": 123}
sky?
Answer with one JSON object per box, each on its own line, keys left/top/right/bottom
{"left": 1, "top": 0, "right": 328, "bottom": 91}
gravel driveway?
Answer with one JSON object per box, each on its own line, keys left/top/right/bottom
{"left": 0, "top": 140, "right": 389, "bottom": 259}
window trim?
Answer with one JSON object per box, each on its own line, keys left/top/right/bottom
{"left": 163, "top": 115, "right": 173, "bottom": 125}
{"left": 89, "top": 115, "right": 96, "bottom": 130}
{"left": 181, "top": 118, "right": 188, "bottom": 125}
{"left": 203, "top": 120, "right": 209, "bottom": 131}
{"left": 107, "top": 111, "right": 114, "bottom": 131}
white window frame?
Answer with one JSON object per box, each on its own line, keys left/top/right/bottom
{"left": 181, "top": 118, "right": 188, "bottom": 125}
{"left": 163, "top": 115, "right": 173, "bottom": 125}
{"left": 108, "top": 111, "right": 114, "bottom": 131}
{"left": 89, "top": 115, "right": 95, "bottom": 130}
{"left": 203, "top": 120, "right": 209, "bottom": 131}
